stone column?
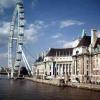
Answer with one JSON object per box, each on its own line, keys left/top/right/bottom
{"left": 75, "top": 59, "right": 76, "bottom": 75}
{"left": 59, "top": 64, "right": 61, "bottom": 78}
{"left": 68, "top": 64, "right": 69, "bottom": 75}
{"left": 89, "top": 55, "right": 92, "bottom": 81}
{"left": 65, "top": 64, "right": 66, "bottom": 75}
{"left": 61, "top": 64, "right": 63, "bottom": 77}
{"left": 51, "top": 63, "right": 54, "bottom": 79}
{"left": 58, "top": 64, "right": 60, "bottom": 77}
{"left": 64, "top": 64, "right": 67, "bottom": 83}
{"left": 60, "top": 64, "right": 63, "bottom": 78}
{"left": 43, "top": 63, "right": 46, "bottom": 79}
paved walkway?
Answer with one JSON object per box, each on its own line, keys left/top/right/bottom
{"left": 67, "top": 82, "right": 100, "bottom": 91}
{"left": 26, "top": 77, "right": 100, "bottom": 91}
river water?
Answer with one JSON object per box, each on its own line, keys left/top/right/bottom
{"left": 0, "top": 76, "right": 100, "bottom": 100}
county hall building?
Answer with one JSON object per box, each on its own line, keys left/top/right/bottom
{"left": 33, "top": 29, "right": 100, "bottom": 84}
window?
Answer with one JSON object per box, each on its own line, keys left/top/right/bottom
{"left": 63, "top": 64, "right": 65, "bottom": 74}
{"left": 64, "top": 51, "right": 66, "bottom": 56}
{"left": 76, "top": 50, "right": 79, "bottom": 55}
{"left": 56, "top": 51, "right": 59, "bottom": 56}
{"left": 60, "top": 64, "right": 62, "bottom": 67}
{"left": 87, "top": 65, "right": 88, "bottom": 69}
{"left": 45, "top": 72, "right": 47, "bottom": 75}
{"left": 87, "top": 60, "right": 89, "bottom": 64}
{"left": 87, "top": 71, "right": 89, "bottom": 76}
{"left": 60, "top": 51, "right": 63, "bottom": 56}
{"left": 50, "top": 72, "right": 51, "bottom": 76}
{"left": 66, "top": 64, "right": 68, "bottom": 73}
{"left": 70, "top": 51, "right": 72, "bottom": 56}
{"left": 69, "top": 64, "right": 71, "bottom": 75}
{"left": 67, "top": 51, "right": 69, "bottom": 56}
{"left": 50, "top": 65, "right": 51, "bottom": 70}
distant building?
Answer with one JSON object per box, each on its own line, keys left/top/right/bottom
{"left": 34, "top": 56, "right": 45, "bottom": 79}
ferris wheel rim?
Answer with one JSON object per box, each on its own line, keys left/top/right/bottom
{"left": 8, "top": 0, "right": 25, "bottom": 70}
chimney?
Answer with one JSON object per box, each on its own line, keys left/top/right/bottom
{"left": 91, "top": 29, "right": 97, "bottom": 47}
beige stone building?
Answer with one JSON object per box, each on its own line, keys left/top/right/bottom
{"left": 33, "top": 29, "right": 100, "bottom": 84}
{"left": 91, "top": 36, "right": 100, "bottom": 83}
{"left": 33, "top": 56, "right": 45, "bottom": 79}
{"left": 34, "top": 48, "right": 73, "bottom": 81}
{"left": 71, "top": 29, "right": 100, "bottom": 84}
{"left": 71, "top": 35, "right": 91, "bottom": 83}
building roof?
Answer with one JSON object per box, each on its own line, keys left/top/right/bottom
{"left": 46, "top": 48, "right": 73, "bottom": 56}
{"left": 77, "top": 36, "right": 91, "bottom": 47}
{"left": 35, "top": 56, "right": 44, "bottom": 62}
{"left": 94, "top": 38, "right": 100, "bottom": 48}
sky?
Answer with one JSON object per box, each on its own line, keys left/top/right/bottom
{"left": 0, "top": 0, "right": 100, "bottom": 67}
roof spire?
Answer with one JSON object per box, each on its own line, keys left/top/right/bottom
{"left": 82, "top": 29, "right": 87, "bottom": 37}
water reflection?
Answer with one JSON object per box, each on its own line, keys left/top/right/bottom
{"left": 0, "top": 75, "right": 8, "bottom": 79}
{"left": 0, "top": 79, "right": 100, "bottom": 100}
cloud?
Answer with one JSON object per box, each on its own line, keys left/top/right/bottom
{"left": 0, "top": 21, "right": 10, "bottom": 46}
{"left": 0, "top": 0, "right": 16, "bottom": 14}
{"left": 0, "top": 52, "right": 7, "bottom": 60}
{"left": 0, "top": 0, "right": 16, "bottom": 8}
{"left": 25, "top": 20, "right": 45, "bottom": 43}
{"left": 0, "top": 20, "right": 44, "bottom": 66}
{"left": 0, "top": 52, "right": 8, "bottom": 66}
{"left": 25, "top": 24, "right": 38, "bottom": 42}
{"left": 32, "top": 0, "right": 38, "bottom": 8}
{"left": 57, "top": 39, "right": 80, "bottom": 48}
{"left": 0, "top": 8, "right": 3, "bottom": 14}
{"left": 57, "top": 40, "right": 66, "bottom": 44}
{"left": 51, "top": 33, "right": 62, "bottom": 39}
{"left": 0, "top": 0, "right": 38, "bottom": 14}
{"left": 63, "top": 39, "right": 80, "bottom": 48}
{"left": 60, "top": 20, "right": 84, "bottom": 28}
{"left": 0, "top": 21, "right": 10, "bottom": 34}
{"left": 0, "top": 20, "right": 46, "bottom": 47}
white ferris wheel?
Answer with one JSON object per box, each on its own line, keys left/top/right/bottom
{"left": 8, "top": 0, "right": 32, "bottom": 78}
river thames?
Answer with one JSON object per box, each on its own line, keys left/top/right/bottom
{"left": 0, "top": 77, "right": 100, "bottom": 100}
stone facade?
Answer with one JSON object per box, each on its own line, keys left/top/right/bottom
{"left": 71, "top": 29, "right": 100, "bottom": 84}
{"left": 91, "top": 52, "right": 100, "bottom": 83}
{"left": 34, "top": 48, "right": 73, "bottom": 81}
{"left": 33, "top": 29, "right": 100, "bottom": 84}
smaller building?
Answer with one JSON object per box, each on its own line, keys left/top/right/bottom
{"left": 34, "top": 48, "right": 73, "bottom": 81}
{"left": 34, "top": 56, "right": 45, "bottom": 79}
